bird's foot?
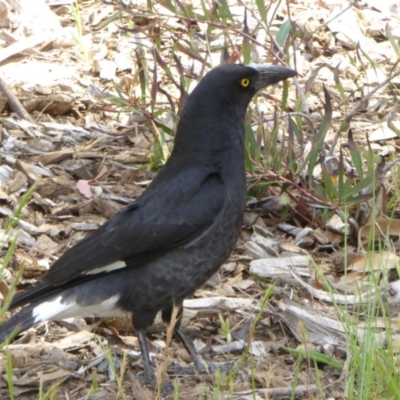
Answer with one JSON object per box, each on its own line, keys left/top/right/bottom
{"left": 192, "top": 356, "right": 237, "bottom": 375}
{"left": 168, "top": 364, "right": 197, "bottom": 376}
{"left": 208, "top": 360, "right": 236, "bottom": 374}
{"left": 168, "top": 360, "right": 237, "bottom": 376}
{"left": 134, "top": 373, "right": 174, "bottom": 396}
{"left": 159, "top": 381, "right": 174, "bottom": 397}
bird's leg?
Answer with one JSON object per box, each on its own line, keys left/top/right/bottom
{"left": 162, "top": 304, "right": 207, "bottom": 374}
{"left": 136, "top": 330, "right": 157, "bottom": 388}
{"left": 174, "top": 326, "right": 207, "bottom": 373}
{"left": 163, "top": 305, "right": 236, "bottom": 376}
{"left": 135, "top": 328, "right": 174, "bottom": 395}
{"left": 175, "top": 328, "right": 237, "bottom": 376}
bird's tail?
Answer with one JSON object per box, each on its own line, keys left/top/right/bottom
{"left": 0, "top": 304, "right": 39, "bottom": 342}
{"left": 0, "top": 291, "right": 73, "bottom": 342}
{"left": 0, "top": 289, "right": 124, "bottom": 343}
{"left": 0, "top": 283, "right": 65, "bottom": 342}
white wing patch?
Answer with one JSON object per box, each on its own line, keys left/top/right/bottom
{"left": 84, "top": 260, "right": 127, "bottom": 276}
{"left": 32, "top": 294, "right": 125, "bottom": 323}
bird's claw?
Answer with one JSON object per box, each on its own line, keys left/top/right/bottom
{"left": 134, "top": 373, "right": 174, "bottom": 396}
{"left": 208, "top": 360, "right": 236, "bottom": 374}
{"left": 168, "top": 360, "right": 236, "bottom": 376}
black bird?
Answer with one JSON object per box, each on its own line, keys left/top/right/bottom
{"left": 0, "top": 64, "right": 296, "bottom": 387}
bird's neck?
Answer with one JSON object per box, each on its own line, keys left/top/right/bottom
{"left": 173, "top": 107, "right": 246, "bottom": 155}
{"left": 167, "top": 136, "right": 246, "bottom": 185}
{"left": 171, "top": 126, "right": 245, "bottom": 169}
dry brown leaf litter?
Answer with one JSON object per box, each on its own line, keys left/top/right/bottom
{"left": 0, "top": 0, "right": 399, "bottom": 399}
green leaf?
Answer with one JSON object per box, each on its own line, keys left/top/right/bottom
{"left": 276, "top": 20, "right": 292, "bottom": 47}
{"left": 255, "top": 0, "right": 267, "bottom": 24}
{"left": 307, "top": 86, "right": 332, "bottom": 185}
{"left": 280, "top": 346, "right": 343, "bottom": 371}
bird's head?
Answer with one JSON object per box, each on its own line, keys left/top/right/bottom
{"left": 173, "top": 63, "right": 297, "bottom": 155}
{"left": 183, "top": 64, "right": 297, "bottom": 113}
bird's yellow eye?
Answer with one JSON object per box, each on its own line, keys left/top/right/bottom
{"left": 241, "top": 78, "right": 250, "bottom": 87}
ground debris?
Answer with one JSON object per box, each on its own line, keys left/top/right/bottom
{"left": 0, "top": 0, "right": 399, "bottom": 398}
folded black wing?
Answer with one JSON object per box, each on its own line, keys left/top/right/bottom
{"left": 42, "top": 168, "right": 225, "bottom": 286}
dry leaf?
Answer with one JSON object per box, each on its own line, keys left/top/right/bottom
{"left": 358, "top": 217, "right": 400, "bottom": 251}
{"left": 76, "top": 180, "right": 93, "bottom": 199}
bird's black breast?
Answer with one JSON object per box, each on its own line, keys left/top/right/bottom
{"left": 116, "top": 153, "right": 247, "bottom": 322}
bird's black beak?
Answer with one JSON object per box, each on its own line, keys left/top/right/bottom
{"left": 249, "top": 65, "right": 297, "bottom": 91}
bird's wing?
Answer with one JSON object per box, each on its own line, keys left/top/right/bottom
{"left": 43, "top": 168, "right": 226, "bottom": 286}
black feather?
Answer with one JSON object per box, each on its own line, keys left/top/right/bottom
{"left": 0, "top": 64, "right": 297, "bottom": 389}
